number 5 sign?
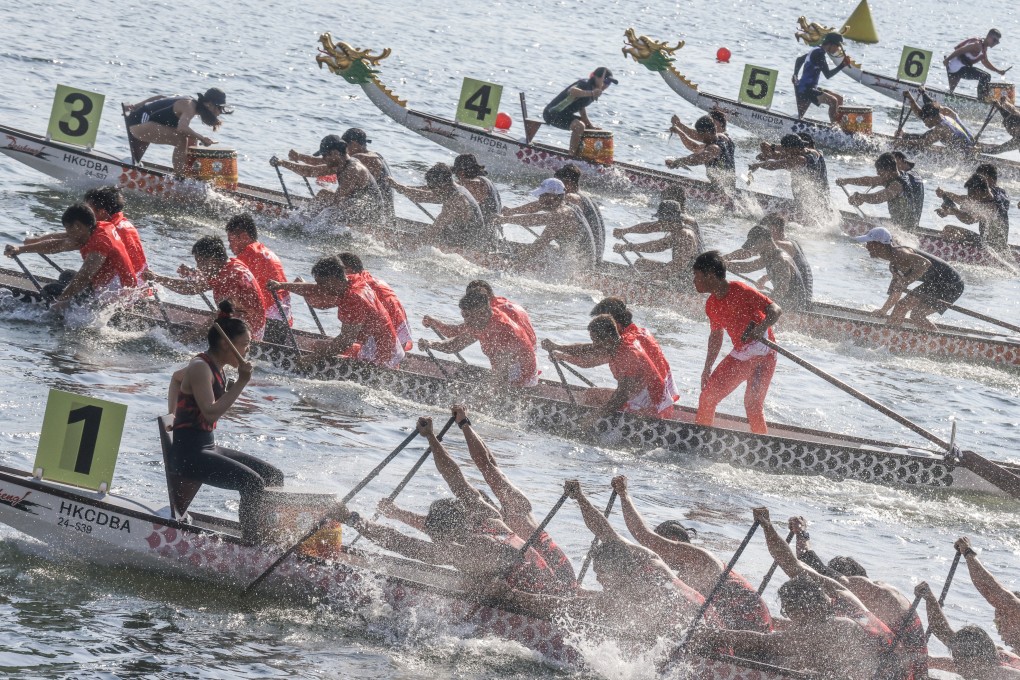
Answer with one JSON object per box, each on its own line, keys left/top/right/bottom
{"left": 898, "top": 47, "right": 933, "bottom": 84}
{"left": 34, "top": 389, "right": 127, "bottom": 492}
{"left": 47, "top": 84, "right": 105, "bottom": 149}
{"left": 456, "top": 78, "right": 503, "bottom": 129}
{"left": 738, "top": 65, "right": 779, "bottom": 109}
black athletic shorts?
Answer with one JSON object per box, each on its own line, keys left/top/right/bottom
{"left": 912, "top": 277, "right": 964, "bottom": 314}
{"left": 542, "top": 109, "right": 581, "bottom": 131}
{"left": 795, "top": 87, "right": 824, "bottom": 108}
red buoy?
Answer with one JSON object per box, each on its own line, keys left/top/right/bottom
{"left": 716, "top": 47, "right": 731, "bottom": 63}
{"left": 495, "top": 112, "right": 512, "bottom": 130}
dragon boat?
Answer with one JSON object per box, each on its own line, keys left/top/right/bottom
{"left": 621, "top": 30, "right": 1020, "bottom": 182}
{"left": 1, "top": 266, "right": 1018, "bottom": 499}
{"left": 0, "top": 464, "right": 813, "bottom": 678}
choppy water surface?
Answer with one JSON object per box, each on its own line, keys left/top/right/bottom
{"left": 2, "top": 0, "right": 1020, "bottom": 677}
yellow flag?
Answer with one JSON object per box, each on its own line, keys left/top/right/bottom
{"left": 841, "top": 0, "right": 879, "bottom": 43}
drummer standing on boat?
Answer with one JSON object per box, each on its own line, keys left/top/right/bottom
{"left": 944, "top": 30, "right": 1006, "bottom": 97}
{"left": 541, "top": 67, "right": 618, "bottom": 157}
{"left": 125, "top": 88, "right": 231, "bottom": 174}
{"left": 166, "top": 303, "right": 284, "bottom": 540}
{"left": 792, "top": 32, "right": 851, "bottom": 123}
{"left": 692, "top": 251, "right": 782, "bottom": 435}
{"left": 851, "top": 227, "right": 964, "bottom": 331}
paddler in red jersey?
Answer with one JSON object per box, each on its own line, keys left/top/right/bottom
{"left": 915, "top": 580, "right": 1020, "bottom": 679}
{"left": 550, "top": 314, "right": 673, "bottom": 427}
{"left": 224, "top": 214, "right": 293, "bottom": 345}
{"left": 419, "top": 289, "right": 539, "bottom": 388}
{"left": 692, "top": 250, "right": 781, "bottom": 435}
{"left": 5, "top": 204, "right": 137, "bottom": 309}
{"left": 85, "top": 186, "right": 147, "bottom": 277}
{"left": 424, "top": 280, "right": 536, "bottom": 346}
{"left": 610, "top": 475, "right": 772, "bottom": 633}
{"left": 692, "top": 507, "right": 897, "bottom": 678}
{"left": 337, "top": 252, "right": 413, "bottom": 351}
{"left": 145, "top": 236, "right": 267, "bottom": 340}
{"left": 502, "top": 480, "right": 723, "bottom": 643}
{"left": 338, "top": 416, "right": 561, "bottom": 596}
{"left": 268, "top": 256, "right": 404, "bottom": 368}
{"left": 376, "top": 405, "right": 577, "bottom": 593}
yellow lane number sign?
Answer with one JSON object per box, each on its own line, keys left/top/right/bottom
{"left": 898, "top": 47, "right": 932, "bottom": 84}
{"left": 456, "top": 78, "right": 503, "bottom": 129}
{"left": 738, "top": 65, "right": 778, "bottom": 109}
{"left": 47, "top": 84, "right": 105, "bottom": 148}
{"left": 34, "top": 389, "right": 127, "bottom": 492}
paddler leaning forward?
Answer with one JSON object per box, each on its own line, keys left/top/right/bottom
{"left": 4, "top": 203, "right": 138, "bottom": 312}
{"left": 336, "top": 415, "right": 566, "bottom": 596}
{"left": 166, "top": 302, "right": 284, "bottom": 541}
{"left": 693, "top": 250, "right": 781, "bottom": 436}
{"left": 495, "top": 178, "right": 598, "bottom": 271}
{"left": 851, "top": 227, "right": 964, "bottom": 331}
{"left": 268, "top": 256, "right": 405, "bottom": 368}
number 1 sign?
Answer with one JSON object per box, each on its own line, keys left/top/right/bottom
{"left": 456, "top": 77, "right": 503, "bottom": 129}
{"left": 34, "top": 389, "right": 127, "bottom": 492}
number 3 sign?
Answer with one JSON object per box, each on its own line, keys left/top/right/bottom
{"left": 47, "top": 84, "right": 105, "bottom": 148}
{"left": 456, "top": 77, "right": 503, "bottom": 129}
{"left": 34, "top": 389, "right": 127, "bottom": 492}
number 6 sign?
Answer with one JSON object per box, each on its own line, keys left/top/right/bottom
{"left": 738, "top": 65, "right": 779, "bottom": 109}
{"left": 897, "top": 47, "right": 933, "bottom": 84}
{"left": 34, "top": 389, "right": 127, "bottom": 492}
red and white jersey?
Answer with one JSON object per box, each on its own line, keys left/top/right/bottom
{"left": 492, "top": 296, "right": 536, "bottom": 345}
{"left": 235, "top": 241, "right": 292, "bottom": 325}
{"left": 108, "top": 212, "right": 147, "bottom": 276}
{"left": 621, "top": 322, "right": 679, "bottom": 403}
{"left": 211, "top": 258, "right": 267, "bottom": 340}
{"left": 356, "top": 271, "right": 413, "bottom": 351}
{"left": 608, "top": 338, "right": 673, "bottom": 416}
{"left": 79, "top": 222, "right": 137, "bottom": 292}
{"left": 468, "top": 306, "right": 539, "bottom": 387}
{"left": 336, "top": 277, "right": 404, "bottom": 368}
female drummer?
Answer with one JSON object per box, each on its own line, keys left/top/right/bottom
{"left": 166, "top": 301, "right": 283, "bottom": 540}
{"left": 126, "top": 87, "right": 232, "bottom": 174}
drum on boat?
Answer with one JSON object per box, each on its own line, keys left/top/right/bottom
{"left": 578, "top": 129, "right": 614, "bottom": 164}
{"left": 186, "top": 147, "right": 238, "bottom": 190}
{"left": 837, "top": 106, "right": 873, "bottom": 135}
{"left": 983, "top": 82, "right": 1015, "bottom": 104}
{"left": 255, "top": 488, "right": 343, "bottom": 557}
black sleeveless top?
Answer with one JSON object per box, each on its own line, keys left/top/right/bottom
{"left": 132, "top": 97, "right": 186, "bottom": 128}
{"left": 887, "top": 172, "right": 924, "bottom": 229}
{"left": 706, "top": 134, "right": 736, "bottom": 189}
{"left": 577, "top": 193, "right": 605, "bottom": 258}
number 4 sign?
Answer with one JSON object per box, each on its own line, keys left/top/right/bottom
{"left": 897, "top": 47, "right": 933, "bottom": 84}
{"left": 456, "top": 77, "right": 503, "bottom": 129}
{"left": 34, "top": 389, "right": 127, "bottom": 492}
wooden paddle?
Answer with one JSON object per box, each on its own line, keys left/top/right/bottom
{"left": 925, "top": 552, "right": 962, "bottom": 642}
{"left": 677, "top": 520, "right": 761, "bottom": 652}
{"left": 307, "top": 303, "right": 326, "bottom": 336}
{"left": 973, "top": 105, "right": 998, "bottom": 143}
{"left": 11, "top": 254, "right": 44, "bottom": 295}
{"left": 908, "top": 290, "right": 1020, "bottom": 335}
{"left": 268, "top": 290, "right": 301, "bottom": 352}
{"left": 243, "top": 425, "right": 422, "bottom": 596}
{"left": 38, "top": 253, "right": 64, "bottom": 274}
{"left": 875, "top": 592, "right": 925, "bottom": 679}
{"left": 840, "top": 184, "right": 868, "bottom": 219}
{"left": 211, "top": 321, "right": 247, "bottom": 365}
{"left": 464, "top": 492, "right": 570, "bottom": 620}
{"left": 422, "top": 344, "right": 454, "bottom": 379}
{"left": 575, "top": 490, "right": 618, "bottom": 583}
{"left": 302, "top": 176, "right": 316, "bottom": 198}
{"left": 615, "top": 234, "right": 645, "bottom": 267}
{"left": 271, "top": 158, "right": 294, "bottom": 209}
{"left": 756, "top": 530, "right": 795, "bottom": 594}
{"left": 561, "top": 361, "right": 596, "bottom": 388}
{"left": 760, "top": 337, "right": 955, "bottom": 452}
{"left": 349, "top": 415, "right": 457, "bottom": 547}
{"left": 432, "top": 328, "right": 468, "bottom": 365}
{"left": 550, "top": 357, "right": 577, "bottom": 406}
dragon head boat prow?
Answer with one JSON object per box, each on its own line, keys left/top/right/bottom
{"left": 622, "top": 29, "right": 684, "bottom": 71}
{"left": 794, "top": 17, "right": 848, "bottom": 45}
{"left": 316, "top": 33, "right": 391, "bottom": 77}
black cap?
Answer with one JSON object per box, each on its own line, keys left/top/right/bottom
{"left": 341, "top": 128, "right": 371, "bottom": 145}
{"left": 891, "top": 150, "right": 915, "bottom": 170}
{"left": 313, "top": 134, "right": 347, "bottom": 157}
{"left": 592, "top": 66, "right": 618, "bottom": 85}
{"left": 656, "top": 199, "right": 684, "bottom": 221}
{"left": 780, "top": 133, "right": 806, "bottom": 149}
{"left": 741, "top": 225, "right": 772, "bottom": 249}
{"left": 453, "top": 153, "right": 487, "bottom": 176}
{"left": 202, "top": 87, "right": 227, "bottom": 106}
{"left": 821, "top": 32, "right": 844, "bottom": 46}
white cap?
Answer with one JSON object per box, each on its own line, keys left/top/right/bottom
{"left": 530, "top": 177, "right": 566, "bottom": 197}
{"left": 851, "top": 227, "right": 893, "bottom": 245}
